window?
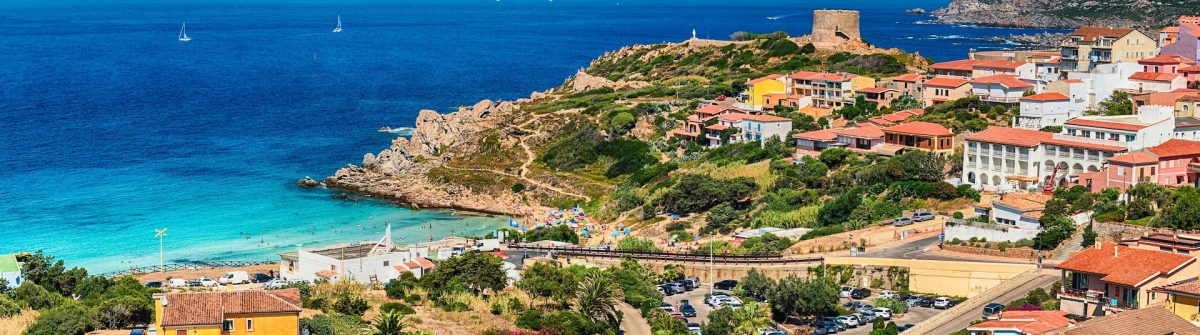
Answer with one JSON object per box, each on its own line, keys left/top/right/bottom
{"left": 247, "top": 319, "right": 254, "bottom": 332}
{"left": 383, "top": 260, "right": 389, "bottom": 266}
{"left": 223, "top": 319, "right": 235, "bottom": 331}
{"left": 177, "top": 331, "right": 187, "bottom": 335}
{"left": 1126, "top": 134, "right": 1136, "bottom": 142}
{"left": 1118, "top": 166, "right": 1125, "bottom": 176}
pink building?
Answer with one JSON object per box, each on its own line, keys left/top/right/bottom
{"left": 1160, "top": 17, "right": 1200, "bottom": 63}
{"left": 1077, "top": 138, "right": 1200, "bottom": 193}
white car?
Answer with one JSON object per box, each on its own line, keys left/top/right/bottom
{"left": 262, "top": 279, "right": 291, "bottom": 289}
{"left": 837, "top": 315, "right": 860, "bottom": 328}
{"left": 879, "top": 290, "right": 898, "bottom": 299}
{"left": 840, "top": 287, "right": 853, "bottom": 298}
{"left": 195, "top": 277, "right": 219, "bottom": 287}
{"left": 167, "top": 278, "right": 188, "bottom": 288}
{"left": 934, "top": 297, "right": 953, "bottom": 309}
{"left": 721, "top": 296, "right": 743, "bottom": 309}
{"left": 873, "top": 307, "right": 892, "bottom": 320}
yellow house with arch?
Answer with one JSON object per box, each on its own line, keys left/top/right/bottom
{"left": 151, "top": 288, "right": 302, "bottom": 335}
{"left": 744, "top": 74, "right": 786, "bottom": 110}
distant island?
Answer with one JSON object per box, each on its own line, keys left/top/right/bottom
{"left": 932, "top": 0, "right": 1198, "bottom": 28}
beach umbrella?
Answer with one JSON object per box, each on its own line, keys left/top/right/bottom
{"left": 623, "top": 228, "right": 631, "bottom": 235}
{"left": 508, "top": 218, "right": 519, "bottom": 227}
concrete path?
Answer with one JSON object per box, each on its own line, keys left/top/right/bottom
{"left": 919, "top": 272, "right": 1058, "bottom": 335}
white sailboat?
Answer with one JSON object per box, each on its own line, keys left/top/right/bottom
{"left": 332, "top": 15, "right": 343, "bottom": 33}
{"left": 178, "top": 22, "right": 191, "bottom": 42}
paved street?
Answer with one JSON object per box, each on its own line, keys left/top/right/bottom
{"left": 921, "top": 273, "right": 1059, "bottom": 335}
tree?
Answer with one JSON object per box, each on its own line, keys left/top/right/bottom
{"left": 799, "top": 43, "right": 816, "bottom": 54}
{"left": 869, "top": 320, "right": 900, "bottom": 335}
{"left": 12, "top": 282, "right": 63, "bottom": 310}
{"left": 652, "top": 174, "right": 758, "bottom": 214}
{"left": 768, "top": 276, "right": 838, "bottom": 323}
{"left": 817, "top": 191, "right": 862, "bottom": 226}
{"left": 420, "top": 251, "right": 507, "bottom": 300}
{"left": 1033, "top": 214, "right": 1075, "bottom": 250}
{"left": 96, "top": 295, "right": 152, "bottom": 329}
{"left": 19, "top": 251, "right": 88, "bottom": 296}
{"left": 574, "top": 271, "right": 623, "bottom": 328}
{"left": 372, "top": 310, "right": 407, "bottom": 335}
{"left": 617, "top": 237, "right": 662, "bottom": 252}
{"left": 1081, "top": 223, "right": 1097, "bottom": 247}
{"left": 732, "top": 302, "right": 771, "bottom": 335}
{"left": 385, "top": 272, "right": 419, "bottom": 299}
{"left": 818, "top": 148, "right": 852, "bottom": 168}
{"left": 1095, "top": 91, "right": 1133, "bottom": 116}
{"left": 1161, "top": 186, "right": 1200, "bottom": 229}
{"left": 302, "top": 314, "right": 369, "bottom": 335}
{"left": 739, "top": 268, "right": 775, "bottom": 300}
{"left": 524, "top": 225, "right": 580, "bottom": 244}
{"left": 22, "top": 301, "right": 97, "bottom": 335}
{"left": 705, "top": 203, "right": 742, "bottom": 233}
{"left": 518, "top": 261, "right": 577, "bottom": 308}
{"left": 702, "top": 307, "right": 736, "bottom": 335}
{"left": 609, "top": 112, "right": 637, "bottom": 136}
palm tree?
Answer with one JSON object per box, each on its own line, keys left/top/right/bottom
{"left": 372, "top": 310, "right": 406, "bottom": 335}
{"left": 575, "top": 271, "right": 623, "bottom": 326}
{"left": 732, "top": 302, "right": 771, "bottom": 335}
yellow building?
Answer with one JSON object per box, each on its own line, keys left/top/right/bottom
{"left": 152, "top": 289, "right": 302, "bottom": 335}
{"left": 1156, "top": 280, "right": 1200, "bottom": 325}
{"left": 743, "top": 74, "right": 786, "bottom": 110}
{"left": 1060, "top": 27, "right": 1157, "bottom": 72}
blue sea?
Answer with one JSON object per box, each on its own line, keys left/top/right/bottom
{"left": 0, "top": 0, "right": 1062, "bottom": 273}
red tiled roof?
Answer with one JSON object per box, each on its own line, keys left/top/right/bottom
{"left": 1147, "top": 139, "right": 1200, "bottom": 158}
{"left": 1155, "top": 279, "right": 1200, "bottom": 297}
{"left": 1057, "top": 243, "right": 1195, "bottom": 286}
{"left": 739, "top": 114, "right": 793, "bottom": 122}
{"left": 972, "top": 74, "right": 1034, "bottom": 89}
{"left": 1182, "top": 65, "right": 1200, "bottom": 72}
{"left": 973, "top": 60, "right": 1027, "bottom": 70}
{"left": 929, "top": 59, "right": 980, "bottom": 72}
{"left": 1135, "top": 91, "right": 1200, "bottom": 106}
{"left": 315, "top": 269, "right": 337, "bottom": 278}
{"left": 1062, "top": 79, "right": 1084, "bottom": 84}
{"left": 880, "top": 112, "right": 915, "bottom": 123}
{"left": 888, "top": 73, "right": 922, "bottom": 82}
{"left": 868, "top": 117, "right": 896, "bottom": 126}
{"left": 968, "top": 310, "right": 1071, "bottom": 334}
{"left": 1021, "top": 92, "right": 1070, "bottom": 102}
{"left": 1163, "top": 26, "right": 1181, "bottom": 33}
{"left": 747, "top": 74, "right": 783, "bottom": 85}
{"left": 793, "top": 128, "right": 837, "bottom": 141}
{"left": 902, "top": 109, "right": 925, "bottom": 115}
{"left": 1059, "top": 305, "right": 1200, "bottom": 335}
{"left": 695, "top": 104, "right": 740, "bottom": 115}
{"left": 706, "top": 124, "right": 731, "bottom": 130}
{"left": 923, "top": 76, "right": 969, "bottom": 88}
{"left": 1067, "top": 27, "right": 1135, "bottom": 42}
{"left": 1129, "top": 72, "right": 1182, "bottom": 82}
{"left": 1108, "top": 152, "right": 1159, "bottom": 165}
{"left": 1138, "top": 54, "right": 1194, "bottom": 65}
{"left": 883, "top": 121, "right": 953, "bottom": 137}
{"left": 994, "top": 192, "right": 1052, "bottom": 211}
{"left": 160, "top": 289, "right": 302, "bottom": 327}
{"left": 834, "top": 125, "right": 884, "bottom": 139}
{"left": 964, "top": 127, "right": 1052, "bottom": 147}
{"left": 788, "top": 71, "right": 858, "bottom": 82}
{"left": 857, "top": 87, "right": 893, "bottom": 94}
{"left": 1065, "top": 118, "right": 1150, "bottom": 131}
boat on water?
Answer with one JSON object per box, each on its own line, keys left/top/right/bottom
{"left": 378, "top": 126, "right": 414, "bottom": 135}
{"left": 333, "top": 15, "right": 343, "bottom": 33}
{"left": 178, "top": 22, "right": 191, "bottom": 42}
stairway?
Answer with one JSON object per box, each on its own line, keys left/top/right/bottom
{"left": 1051, "top": 229, "right": 1086, "bottom": 261}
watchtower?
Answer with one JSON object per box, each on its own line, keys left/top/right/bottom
{"left": 811, "top": 10, "right": 861, "bottom": 48}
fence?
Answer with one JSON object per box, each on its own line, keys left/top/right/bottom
{"left": 103, "top": 260, "right": 277, "bottom": 277}
{"left": 508, "top": 243, "right": 823, "bottom": 264}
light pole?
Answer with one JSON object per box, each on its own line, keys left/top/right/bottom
{"left": 154, "top": 228, "right": 168, "bottom": 272}
{"left": 708, "top": 232, "right": 714, "bottom": 296}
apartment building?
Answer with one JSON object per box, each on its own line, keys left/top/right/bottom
{"left": 1060, "top": 27, "right": 1156, "bottom": 72}
{"left": 786, "top": 71, "right": 876, "bottom": 108}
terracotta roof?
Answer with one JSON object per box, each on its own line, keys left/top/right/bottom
{"left": 902, "top": 109, "right": 926, "bottom": 115}
{"left": 965, "top": 127, "right": 1052, "bottom": 147}
{"left": 857, "top": 87, "right": 893, "bottom": 94}
{"left": 793, "top": 128, "right": 838, "bottom": 141}
{"left": 1042, "top": 137, "right": 1127, "bottom": 152}
{"left": 888, "top": 73, "right": 922, "bottom": 82}
{"left": 883, "top": 121, "right": 953, "bottom": 137}
{"left": 1138, "top": 54, "right": 1194, "bottom": 65}
{"left": 738, "top": 114, "right": 792, "bottom": 123}
{"left": 1053, "top": 306, "right": 1200, "bottom": 335}
{"left": 410, "top": 257, "right": 434, "bottom": 268}
{"left": 973, "top": 74, "right": 1034, "bottom": 89}
{"left": 974, "top": 60, "right": 1028, "bottom": 71}
{"left": 160, "top": 289, "right": 302, "bottom": 327}
{"left": 747, "top": 74, "right": 783, "bottom": 85}
{"left": 1129, "top": 72, "right": 1182, "bottom": 82}
{"left": 1182, "top": 65, "right": 1200, "bottom": 72}
{"left": 1147, "top": 139, "right": 1200, "bottom": 158}
{"left": 1022, "top": 92, "right": 1070, "bottom": 102}
{"left": 1163, "top": 26, "right": 1180, "bottom": 33}
{"left": 994, "top": 192, "right": 1051, "bottom": 212}
{"left": 1057, "top": 243, "right": 1195, "bottom": 287}
{"left": 1067, "top": 27, "right": 1135, "bottom": 42}
{"left": 788, "top": 71, "right": 858, "bottom": 82}
{"left": 1065, "top": 118, "right": 1150, "bottom": 132}
{"left": 695, "top": 104, "right": 740, "bottom": 115}
{"left": 315, "top": 269, "right": 337, "bottom": 278}
{"left": 1135, "top": 91, "right": 1200, "bottom": 106}
{"left": 923, "top": 76, "right": 970, "bottom": 88}
{"left": 1062, "top": 79, "right": 1084, "bottom": 84}
{"left": 880, "top": 111, "right": 916, "bottom": 123}
{"left": 1108, "top": 152, "right": 1159, "bottom": 165}
{"left": 968, "top": 310, "right": 1071, "bottom": 334}
{"left": 929, "top": 59, "right": 980, "bottom": 72}
{"left": 706, "top": 124, "right": 731, "bottom": 130}
{"left": 834, "top": 125, "right": 884, "bottom": 139}
{"left": 868, "top": 117, "right": 896, "bottom": 126}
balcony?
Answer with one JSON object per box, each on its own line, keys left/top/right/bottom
{"left": 975, "top": 94, "right": 1022, "bottom": 103}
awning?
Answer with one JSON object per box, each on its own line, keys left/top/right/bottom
{"left": 1005, "top": 175, "right": 1040, "bottom": 182}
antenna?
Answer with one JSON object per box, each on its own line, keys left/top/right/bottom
{"left": 155, "top": 228, "right": 168, "bottom": 272}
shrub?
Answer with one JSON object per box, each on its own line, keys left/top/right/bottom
{"left": 0, "top": 295, "right": 20, "bottom": 318}
{"left": 511, "top": 183, "right": 526, "bottom": 193}
{"left": 381, "top": 302, "right": 416, "bottom": 316}
{"left": 332, "top": 294, "right": 369, "bottom": 316}
{"left": 12, "top": 282, "right": 62, "bottom": 310}
{"left": 524, "top": 225, "right": 580, "bottom": 244}
{"left": 874, "top": 298, "right": 907, "bottom": 314}
{"left": 302, "top": 314, "right": 369, "bottom": 335}
{"left": 617, "top": 237, "right": 662, "bottom": 252}
{"left": 385, "top": 272, "right": 418, "bottom": 299}
{"left": 515, "top": 309, "right": 545, "bottom": 330}
{"left": 22, "top": 301, "right": 97, "bottom": 335}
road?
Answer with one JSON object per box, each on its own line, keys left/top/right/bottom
{"left": 920, "top": 274, "right": 1059, "bottom": 335}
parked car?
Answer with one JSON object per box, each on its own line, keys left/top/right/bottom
{"left": 144, "top": 281, "right": 162, "bottom": 288}
{"left": 838, "top": 314, "right": 860, "bottom": 328}
{"left": 667, "top": 282, "right": 687, "bottom": 293}
{"left": 219, "top": 271, "right": 250, "bottom": 285}
{"left": 251, "top": 272, "right": 273, "bottom": 283}
{"left": 851, "top": 288, "right": 872, "bottom": 299}
{"left": 687, "top": 323, "right": 703, "bottom": 335}
{"left": 671, "top": 312, "right": 686, "bottom": 320}
{"left": 893, "top": 217, "right": 913, "bottom": 227}
{"left": 812, "top": 321, "right": 839, "bottom": 334}
{"left": 912, "top": 210, "right": 935, "bottom": 221}
{"left": 129, "top": 329, "right": 146, "bottom": 335}
{"left": 758, "top": 327, "right": 785, "bottom": 335}
{"left": 859, "top": 310, "right": 877, "bottom": 322}
{"left": 933, "top": 297, "right": 954, "bottom": 309}
{"left": 714, "top": 279, "right": 738, "bottom": 290}
{"left": 873, "top": 307, "right": 893, "bottom": 320}
{"left": 898, "top": 324, "right": 915, "bottom": 332}
{"left": 262, "top": 279, "right": 290, "bottom": 289}
{"left": 657, "top": 286, "right": 667, "bottom": 295}
{"left": 723, "top": 296, "right": 744, "bottom": 309}
{"left": 914, "top": 296, "right": 935, "bottom": 308}
{"left": 823, "top": 317, "right": 847, "bottom": 331}
{"left": 685, "top": 277, "right": 701, "bottom": 288}
{"left": 879, "top": 290, "right": 899, "bottom": 299}
{"left": 855, "top": 304, "right": 875, "bottom": 314}
{"left": 167, "top": 278, "right": 188, "bottom": 288}
{"left": 904, "top": 295, "right": 924, "bottom": 307}
{"left": 983, "top": 302, "right": 1006, "bottom": 319}
{"left": 840, "top": 287, "right": 853, "bottom": 298}
{"left": 680, "top": 300, "right": 697, "bottom": 317}
{"left": 660, "top": 285, "right": 677, "bottom": 296}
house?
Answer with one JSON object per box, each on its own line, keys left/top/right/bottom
{"left": 963, "top": 127, "right": 1053, "bottom": 192}
{"left": 793, "top": 124, "right": 886, "bottom": 156}
{"left": 884, "top": 73, "right": 923, "bottom": 99}
{"left": 1060, "top": 104, "right": 1176, "bottom": 151}
{"left": 742, "top": 74, "right": 786, "bottom": 110}
{"left": 971, "top": 74, "right": 1035, "bottom": 104}
{"left": 1128, "top": 72, "right": 1188, "bottom": 93}
{"left": 1139, "top": 54, "right": 1195, "bottom": 75}
{"left": 1042, "top": 305, "right": 1200, "bottom": 334}
{"left": 786, "top": 71, "right": 876, "bottom": 108}
{"left": 952, "top": 192, "right": 1051, "bottom": 243}
{"left": 1015, "top": 93, "right": 1084, "bottom": 130}
{"left": 1162, "top": 26, "right": 1181, "bottom": 46}
{"left": 881, "top": 121, "right": 955, "bottom": 155}
{"left": 866, "top": 109, "right": 925, "bottom": 127}
{"left": 1033, "top": 54, "right": 1064, "bottom": 91}
{"left": 388, "top": 257, "right": 435, "bottom": 279}
{"left": 1156, "top": 278, "right": 1200, "bottom": 325}
{"left": 762, "top": 93, "right": 809, "bottom": 109}
{"left": 857, "top": 87, "right": 899, "bottom": 108}
{"left": 921, "top": 76, "right": 972, "bottom": 106}
{"left": 1066, "top": 63, "right": 1143, "bottom": 108}
{"left": 667, "top": 104, "right": 746, "bottom": 141}
{"left": 1160, "top": 17, "right": 1200, "bottom": 63}
{"left": 151, "top": 289, "right": 302, "bottom": 335}
{"left": 1056, "top": 243, "right": 1200, "bottom": 317}
{"left": 278, "top": 224, "right": 427, "bottom": 285}
{"left": 929, "top": 59, "right": 979, "bottom": 78}
{"left": 705, "top": 112, "right": 792, "bottom": 146}
{"left": 1076, "top": 139, "right": 1200, "bottom": 193}
{"left": 1059, "top": 27, "right": 1157, "bottom": 72}
{"left": 973, "top": 60, "right": 1036, "bottom": 80}
{"left": 1121, "top": 233, "right": 1200, "bottom": 256}
{"left": 0, "top": 254, "right": 21, "bottom": 288}
{"left": 966, "top": 310, "right": 1072, "bottom": 335}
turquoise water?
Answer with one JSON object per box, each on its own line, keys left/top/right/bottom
{"left": 0, "top": 0, "right": 1061, "bottom": 273}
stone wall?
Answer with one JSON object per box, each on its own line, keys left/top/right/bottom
{"left": 811, "top": 10, "right": 861, "bottom": 48}
{"left": 1093, "top": 221, "right": 1200, "bottom": 242}
{"left": 943, "top": 244, "right": 1040, "bottom": 260}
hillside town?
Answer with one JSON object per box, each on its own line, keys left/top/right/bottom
{"left": 9, "top": 10, "right": 1200, "bottom": 335}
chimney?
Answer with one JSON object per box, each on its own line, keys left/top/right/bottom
{"left": 1114, "top": 244, "right": 1119, "bottom": 258}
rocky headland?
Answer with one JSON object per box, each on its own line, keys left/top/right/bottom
{"left": 932, "top": 0, "right": 1196, "bottom": 29}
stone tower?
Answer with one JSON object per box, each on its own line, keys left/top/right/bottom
{"left": 811, "top": 10, "right": 861, "bottom": 48}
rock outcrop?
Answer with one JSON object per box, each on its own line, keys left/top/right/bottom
{"left": 932, "top": 0, "right": 1192, "bottom": 28}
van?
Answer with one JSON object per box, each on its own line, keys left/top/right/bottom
{"left": 983, "top": 302, "right": 1006, "bottom": 319}
{"left": 219, "top": 271, "right": 250, "bottom": 285}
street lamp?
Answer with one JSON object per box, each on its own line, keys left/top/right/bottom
{"left": 154, "top": 228, "right": 168, "bottom": 272}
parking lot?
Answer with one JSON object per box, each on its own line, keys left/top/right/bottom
{"left": 660, "top": 283, "right": 729, "bottom": 325}
{"left": 832, "top": 296, "right": 944, "bottom": 334}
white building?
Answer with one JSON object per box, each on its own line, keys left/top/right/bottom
{"left": 948, "top": 193, "right": 1050, "bottom": 243}
{"left": 706, "top": 113, "right": 792, "bottom": 146}
{"left": 278, "top": 224, "right": 434, "bottom": 285}
{"left": 1127, "top": 72, "right": 1189, "bottom": 93}
{"left": 1066, "top": 63, "right": 1142, "bottom": 108}
{"left": 971, "top": 74, "right": 1035, "bottom": 104}
{"left": 1015, "top": 92, "right": 1085, "bottom": 130}
{"left": 0, "top": 254, "right": 22, "bottom": 288}
{"left": 1060, "top": 105, "right": 1177, "bottom": 151}
{"left": 963, "top": 127, "right": 1052, "bottom": 192}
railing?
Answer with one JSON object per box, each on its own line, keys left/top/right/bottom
{"left": 944, "top": 218, "right": 1012, "bottom": 232}
{"left": 507, "top": 243, "right": 824, "bottom": 264}
{"left": 102, "top": 260, "right": 277, "bottom": 277}
{"left": 976, "top": 95, "right": 1022, "bottom": 103}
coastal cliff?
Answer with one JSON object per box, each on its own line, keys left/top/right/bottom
{"left": 932, "top": 0, "right": 1196, "bottom": 28}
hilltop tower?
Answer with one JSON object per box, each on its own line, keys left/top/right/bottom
{"left": 811, "top": 10, "right": 861, "bottom": 49}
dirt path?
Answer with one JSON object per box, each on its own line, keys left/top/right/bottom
{"left": 617, "top": 303, "right": 652, "bottom": 335}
